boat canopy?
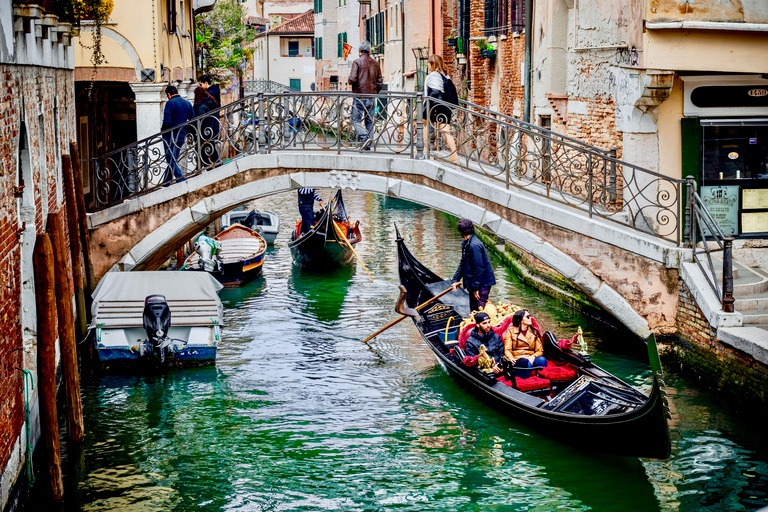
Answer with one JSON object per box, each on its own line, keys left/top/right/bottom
{"left": 91, "top": 271, "right": 224, "bottom": 328}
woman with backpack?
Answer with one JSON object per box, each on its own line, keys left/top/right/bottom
{"left": 424, "top": 55, "right": 459, "bottom": 164}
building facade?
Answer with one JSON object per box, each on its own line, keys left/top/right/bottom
{"left": 253, "top": 10, "right": 315, "bottom": 90}
{"left": 313, "top": 0, "right": 361, "bottom": 91}
{"left": 1, "top": 2, "right": 77, "bottom": 509}
{"left": 530, "top": 0, "right": 768, "bottom": 263}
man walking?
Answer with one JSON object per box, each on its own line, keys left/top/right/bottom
{"left": 162, "top": 85, "right": 194, "bottom": 184}
{"left": 297, "top": 188, "right": 325, "bottom": 234}
{"left": 450, "top": 219, "right": 496, "bottom": 311}
{"left": 348, "top": 41, "right": 382, "bottom": 151}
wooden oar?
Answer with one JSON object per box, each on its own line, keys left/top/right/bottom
{"left": 333, "top": 220, "right": 374, "bottom": 282}
{"left": 362, "top": 285, "right": 454, "bottom": 343}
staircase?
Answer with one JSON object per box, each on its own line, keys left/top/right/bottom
{"left": 717, "top": 259, "right": 768, "bottom": 329}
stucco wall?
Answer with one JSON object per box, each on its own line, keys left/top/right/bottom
{"left": 647, "top": 0, "right": 768, "bottom": 23}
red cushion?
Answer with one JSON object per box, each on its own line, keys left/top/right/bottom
{"left": 538, "top": 365, "right": 577, "bottom": 381}
{"left": 497, "top": 375, "right": 550, "bottom": 391}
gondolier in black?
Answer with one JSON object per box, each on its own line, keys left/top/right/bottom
{"left": 464, "top": 312, "right": 504, "bottom": 375}
{"left": 450, "top": 219, "right": 496, "bottom": 311}
{"left": 298, "top": 188, "right": 325, "bottom": 234}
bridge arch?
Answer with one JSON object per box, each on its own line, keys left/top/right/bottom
{"left": 89, "top": 153, "right": 689, "bottom": 338}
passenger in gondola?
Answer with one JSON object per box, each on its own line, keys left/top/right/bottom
{"left": 464, "top": 312, "right": 504, "bottom": 375}
{"left": 297, "top": 188, "right": 325, "bottom": 234}
{"left": 503, "top": 309, "right": 548, "bottom": 379}
{"left": 450, "top": 219, "right": 496, "bottom": 312}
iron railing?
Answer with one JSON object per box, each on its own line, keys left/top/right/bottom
{"left": 85, "top": 91, "right": 736, "bottom": 307}
{"left": 243, "top": 80, "right": 299, "bottom": 95}
{"left": 686, "top": 178, "right": 735, "bottom": 312}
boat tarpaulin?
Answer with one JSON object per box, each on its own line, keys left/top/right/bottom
{"left": 91, "top": 271, "right": 224, "bottom": 328}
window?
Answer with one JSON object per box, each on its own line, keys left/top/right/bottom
{"left": 288, "top": 41, "right": 299, "bottom": 57}
{"left": 484, "top": 0, "right": 510, "bottom": 36}
{"left": 314, "top": 0, "right": 323, "bottom": 13}
{"left": 290, "top": 79, "right": 302, "bottom": 91}
{"left": 168, "top": 0, "right": 177, "bottom": 33}
{"left": 510, "top": 0, "right": 525, "bottom": 31}
{"left": 337, "top": 32, "right": 347, "bottom": 57}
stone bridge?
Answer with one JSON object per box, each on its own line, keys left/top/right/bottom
{"left": 89, "top": 151, "right": 691, "bottom": 340}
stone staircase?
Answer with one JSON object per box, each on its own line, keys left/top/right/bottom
{"left": 716, "top": 259, "right": 768, "bottom": 329}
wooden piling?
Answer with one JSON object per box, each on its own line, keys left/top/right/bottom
{"left": 62, "top": 154, "right": 89, "bottom": 341}
{"left": 177, "top": 247, "right": 185, "bottom": 269}
{"left": 47, "top": 213, "right": 85, "bottom": 443}
{"left": 69, "top": 142, "right": 96, "bottom": 293}
{"left": 33, "top": 234, "right": 64, "bottom": 502}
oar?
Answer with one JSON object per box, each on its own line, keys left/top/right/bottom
{"left": 333, "top": 220, "right": 374, "bottom": 282}
{"left": 362, "top": 285, "right": 454, "bottom": 343}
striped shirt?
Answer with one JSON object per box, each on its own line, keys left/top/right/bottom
{"left": 298, "top": 188, "right": 322, "bottom": 205}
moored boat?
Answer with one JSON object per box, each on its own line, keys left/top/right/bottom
{"left": 184, "top": 224, "right": 267, "bottom": 287}
{"left": 90, "top": 271, "right": 224, "bottom": 367}
{"left": 395, "top": 226, "right": 671, "bottom": 459}
{"left": 288, "top": 189, "right": 362, "bottom": 269}
{"left": 221, "top": 209, "right": 280, "bottom": 245}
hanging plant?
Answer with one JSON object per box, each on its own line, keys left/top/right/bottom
{"left": 59, "top": 0, "right": 114, "bottom": 68}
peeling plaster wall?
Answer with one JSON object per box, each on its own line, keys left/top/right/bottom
{"left": 647, "top": 0, "right": 768, "bottom": 23}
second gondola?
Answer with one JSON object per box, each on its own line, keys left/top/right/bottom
{"left": 288, "top": 189, "right": 362, "bottom": 269}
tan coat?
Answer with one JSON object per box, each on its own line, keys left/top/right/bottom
{"left": 503, "top": 326, "right": 544, "bottom": 361}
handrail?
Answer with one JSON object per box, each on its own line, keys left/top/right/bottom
{"left": 243, "top": 80, "right": 299, "bottom": 94}
{"left": 84, "top": 91, "right": 717, "bottom": 264}
{"left": 686, "top": 178, "right": 735, "bottom": 312}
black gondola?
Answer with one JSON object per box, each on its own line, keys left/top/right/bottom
{"left": 395, "top": 225, "right": 671, "bottom": 459}
{"left": 288, "top": 189, "right": 362, "bottom": 269}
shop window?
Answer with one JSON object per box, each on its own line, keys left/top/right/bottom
{"left": 702, "top": 122, "right": 768, "bottom": 182}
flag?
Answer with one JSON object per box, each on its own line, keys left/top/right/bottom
{"left": 342, "top": 42, "right": 352, "bottom": 61}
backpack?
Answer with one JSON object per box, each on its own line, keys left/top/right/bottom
{"left": 441, "top": 74, "right": 459, "bottom": 106}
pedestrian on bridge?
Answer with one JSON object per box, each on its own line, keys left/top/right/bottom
{"left": 348, "top": 40, "right": 383, "bottom": 152}
{"left": 450, "top": 219, "right": 496, "bottom": 312}
{"left": 162, "top": 85, "right": 194, "bottom": 184}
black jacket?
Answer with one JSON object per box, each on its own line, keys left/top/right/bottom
{"left": 465, "top": 328, "right": 505, "bottom": 365}
{"left": 452, "top": 234, "right": 496, "bottom": 291}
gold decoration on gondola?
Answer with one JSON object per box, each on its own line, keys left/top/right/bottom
{"left": 573, "top": 326, "right": 588, "bottom": 355}
{"left": 477, "top": 345, "right": 495, "bottom": 372}
{"left": 457, "top": 300, "right": 520, "bottom": 335}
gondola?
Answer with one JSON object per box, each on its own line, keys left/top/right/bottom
{"left": 288, "top": 189, "right": 362, "bottom": 269}
{"left": 395, "top": 226, "right": 671, "bottom": 459}
{"left": 183, "top": 224, "right": 266, "bottom": 287}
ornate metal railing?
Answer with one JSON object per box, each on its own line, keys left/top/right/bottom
{"left": 243, "top": 80, "right": 298, "bottom": 95}
{"left": 87, "top": 91, "right": 688, "bottom": 251}
{"left": 686, "top": 180, "right": 735, "bottom": 312}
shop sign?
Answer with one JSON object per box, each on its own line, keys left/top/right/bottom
{"left": 750, "top": 138, "right": 758, "bottom": 145}
{"left": 701, "top": 185, "right": 739, "bottom": 236}
{"left": 748, "top": 89, "right": 768, "bottom": 97}
{"left": 728, "top": 152, "right": 739, "bottom": 160}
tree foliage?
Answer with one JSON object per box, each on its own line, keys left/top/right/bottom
{"left": 196, "top": 0, "right": 255, "bottom": 83}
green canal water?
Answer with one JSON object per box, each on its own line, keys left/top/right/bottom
{"left": 61, "top": 191, "right": 768, "bottom": 511}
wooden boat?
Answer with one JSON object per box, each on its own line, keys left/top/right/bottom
{"left": 220, "top": 209, "right": 280, "bottom": 245}
{"left": 90, "top": 271, "right": 224, "bottom": 366}
{"left": 395, "top": 226, "right": 671, "bottom": 459}
{"left": 288, "top": 189, "right": 362, "bottom": 269}
{"left": 184, "top": 224, "right": 266, "bottom": 287}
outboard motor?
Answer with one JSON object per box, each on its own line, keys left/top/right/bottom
{"left": 194, "top": 235, "right": 221, "bottom": 272}
{"left": 141, "top": 295, "right": 172, "bottom": 363}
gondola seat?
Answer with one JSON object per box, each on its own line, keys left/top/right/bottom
{"left": 497, "top": 375, "right": 552, "bottom": 393}
{"left": 538, "top": 363, "right": 577, "bottom": 382}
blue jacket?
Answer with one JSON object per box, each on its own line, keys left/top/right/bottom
{"left": 465, "top": 328, "right": 505, "bottom": 365}
{"left": 452, "top": 234, "right": 496, "bottom": 291}
{"left": 162, "top": 94, "right": 194, "bottom": 136}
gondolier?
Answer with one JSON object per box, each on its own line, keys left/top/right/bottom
{"left": 298, "top": 188, "right": 325, "bottom": 234}
{"left": 450, "top": 219, "right": 496, "bottom": 311}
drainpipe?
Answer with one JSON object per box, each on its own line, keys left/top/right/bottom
{"left": 401, "top": 0, "right": 406, "bottom": 90}
{"left": 523, "top": 0, "right": 533, "bottom": 123}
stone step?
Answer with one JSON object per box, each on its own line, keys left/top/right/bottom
{"left": 734, "top": 290, "right": 768, "bottom": 311}
{"left": 740, "top": 309, "right": 768, "bottom": 325}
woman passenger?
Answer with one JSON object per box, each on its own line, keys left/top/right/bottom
{"left": 503, "top": 309, "right": 547, "bottom": 379}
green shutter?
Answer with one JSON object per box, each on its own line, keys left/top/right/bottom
{"left": 681, "top": 117, "right": 702, "bottom": 184}
{"left": 338, "top": 34, "right": 342, "bottom": 57}
{"left": 319, "top": 37, "right": 322, "bottom": 59}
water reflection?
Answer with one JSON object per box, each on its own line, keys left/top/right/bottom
{"left": 289, "top": 265, "right": 356, "bottom": 324}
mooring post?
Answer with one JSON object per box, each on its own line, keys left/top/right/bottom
{"left": 177, "top": 247, "right": 185, "bottom": 269}
{"left": 69, "top": 142, "right": 96, "bottom": 294}
{"left": 33, "top": 234, "right": 64, "bottom": 502}
{"left": 47, "top": 213, "right": 85, "bottom": 443}
{"left": 62, "top": 155, "right": 89, "bottom": 344}
{"left": 723, "top": 236, "right": 735, "bottom": 313}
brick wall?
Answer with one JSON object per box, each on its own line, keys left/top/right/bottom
{"left": 674, "top": 281, "right": 768, "bottom": 402}
{"left": 0, "top": 64, "right": 75, "bottom": 474}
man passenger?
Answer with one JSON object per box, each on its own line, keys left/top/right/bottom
{"left": 464, "top": 312, "right": 504, "bottom": 375}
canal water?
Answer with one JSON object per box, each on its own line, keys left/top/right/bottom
{"left": 63, "top": 191, "right": 768, "bottom": 511}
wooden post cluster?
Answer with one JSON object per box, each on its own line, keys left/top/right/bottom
{"left": 62, "top": 155, "right": 89, "bottom": 344}
{"left": 33, "top": 234, "right": 64, "bottom": 502}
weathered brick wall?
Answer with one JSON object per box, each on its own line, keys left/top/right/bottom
{"left": 0, "top": 64, "right": 75, "bottom": 472}
{"left": 565, "top": 97, "right": 622, "bottom": 159}
{"left": 674, "top": 281, "right": 768, "bottom": 402}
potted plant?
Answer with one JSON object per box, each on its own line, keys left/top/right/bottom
{"left": 446, "top": 29, "right": 457, "bottom": 47}
{"left": 476, "top": 39, "right": 496, "bottom": 59}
